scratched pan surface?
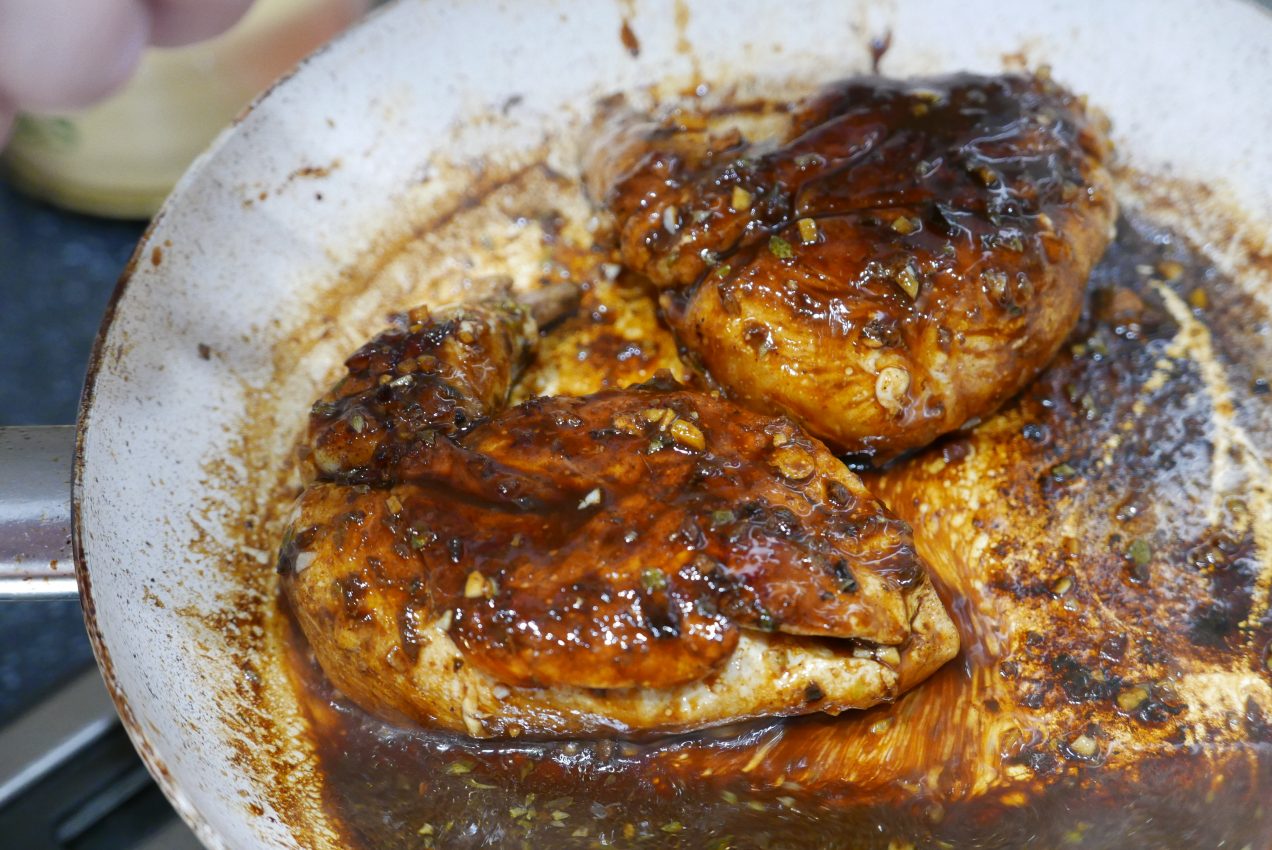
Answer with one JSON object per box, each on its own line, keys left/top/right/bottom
{"left": 72, "top": 0, "right": 1272, "bottom": 848}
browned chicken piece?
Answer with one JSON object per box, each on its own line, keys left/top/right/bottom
{"left": 307, "top": 287, "right": 575, "bottom": 486}
{"left": 600, "top": 72, "right": 1117, "bottom": 461}
{"left": 282, "top": 294, "right": 957, "bottom": 736}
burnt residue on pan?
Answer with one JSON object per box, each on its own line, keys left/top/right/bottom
{"left": 182, "top": 82, "right": 1272, "bottom": 849}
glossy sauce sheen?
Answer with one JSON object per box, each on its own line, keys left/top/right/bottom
{"left": 282, "top": 242, "right": 960, "bottom": 736}
{"left": 304, "top": 298, "right": 537, "bottom": 487}
{"left": 277, "top": 72, "right": 1269, "bottom": 847}
{"left": 288, "top": 208, "right": 1271, "bottom": 849}
{"left": 288, "top": 378, "right": 924, "bottom": 693}
{"left": 607, "top": 73, "right": 1115, "bottom": 461}
{"left": 449, "top": 383, "right": 921, "bottom": 688}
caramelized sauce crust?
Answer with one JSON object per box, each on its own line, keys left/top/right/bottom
{"left": 288, "top": 208, "right": 1272, "bottom": 850}
{"left": 606, "top": 73, "right": 1116, "bottom": 460}
{"left": 273, "top": 72, "right": 1270, "bottom": 849}
{"left": 294, "top": 379, "right": 925, "bottom": 691}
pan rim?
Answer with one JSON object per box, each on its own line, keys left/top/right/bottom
{"left": 67, "top": 0, "right": 1272, "bottom": 846}
{"left": 67, "top": 2, "right": 404, "bottom": 844}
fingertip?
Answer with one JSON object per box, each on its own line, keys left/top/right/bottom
{"left": 144, "top": 0, "right": 255, "bottom": 48}
{"left": 92, "top": 1, "right": 151, "bottom": 105}
{"left": 0, "top": 0, "right": 150, "bottom": 111}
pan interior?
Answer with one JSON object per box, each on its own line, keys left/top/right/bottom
{"left": 73, "top": 1, "right": 1272, "bottom": 848}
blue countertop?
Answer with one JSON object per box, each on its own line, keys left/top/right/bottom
{"left": 0, "top": 176, "right": 145, "bottom": 722}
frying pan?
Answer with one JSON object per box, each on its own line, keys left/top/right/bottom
{"left": 2, "top": 0, "right": 1270, "bottom": 847}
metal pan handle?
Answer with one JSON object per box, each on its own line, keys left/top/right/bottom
{"left": 0, "top": 426, "right": 77, "bottom": 600}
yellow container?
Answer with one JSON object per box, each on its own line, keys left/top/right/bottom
{"left": 2, "top": 0, "right": 365, "bottom": 219}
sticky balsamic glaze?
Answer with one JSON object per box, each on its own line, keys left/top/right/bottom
{"left": 287, "top": 302, "right": 938, "bottom": 710}
{"left": 273, "top": 56, "right": 1270, "bottom": 850}
{"left": 606, "top": 73, "right": 1115, "bottom": 461}
{"left": 287, "top": 211, "right": 1272, "bottom": 849}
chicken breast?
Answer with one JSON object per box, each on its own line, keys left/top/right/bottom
{"left": 282, "top": 383, "right": 956, "bottom": 737}
{"left": 601, "top": 72, "right": 1117, "bottom": 461}
{"left": 281, "top": 294, "right": 957, "bottom": 737}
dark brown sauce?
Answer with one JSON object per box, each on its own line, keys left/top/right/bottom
{"left": 869, "top": 31, "right": 892, "bottom": 74}
{"left": 607, "top": 72, "right": 1114, "bottom": 462}
{"left": 285, "top": 210, "right": 1272, "bottom": 849}
{"left": 620, "top": 19, "right": 640, "bottom": 57}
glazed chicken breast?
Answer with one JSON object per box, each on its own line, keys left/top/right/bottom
{"left": 280, "top": 293, "right": 957, "bottom": 737}
{"left": 599, "top": 72, "right": 1116, "bottom": 461}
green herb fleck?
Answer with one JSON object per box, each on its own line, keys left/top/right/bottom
{"left": 661, "top": 821, "right": 684, "bottom": 833}
{"left": 446, "top": 760, "right": 474, "bottom": 775}
{"left": 409, "top": 527, "right": 435, "bottom": 550}
{"left": 768, "top": 235, "right": 794, "bottom": 259}
{"left": 1128, "top": 538, "right": 1152, "bottom": 566}
{"left": 710, "top": 509, "right": 736, "bottom": 529}
{"left": 1051, "top": 462, "right": 1077, "bottom": 481}
{"left": 641, "top": 569, "right": 667, "bottom": 591}
{"left": 349, "top": 412, "right": 366, "bottom": 434}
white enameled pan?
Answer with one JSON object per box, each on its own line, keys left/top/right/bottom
{"left": 1, "top": 0, "right": 1269, "bottom": 847}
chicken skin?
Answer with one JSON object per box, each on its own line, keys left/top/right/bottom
{"left": 281, "top": 294, "right": 957, "bottom": 737}
{"left": 601, "top": 72, "right": 1116, "bottom": 460}
{"left": 306, "top": 286, "right": 576, "bottom": 488}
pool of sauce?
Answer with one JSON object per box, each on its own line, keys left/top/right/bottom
{"left": 280, "top": 206, "right": 1272, "bottom": 849}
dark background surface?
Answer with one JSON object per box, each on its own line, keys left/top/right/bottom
{"left": 0, "top": 177, "right": 145, "bottom": 722}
